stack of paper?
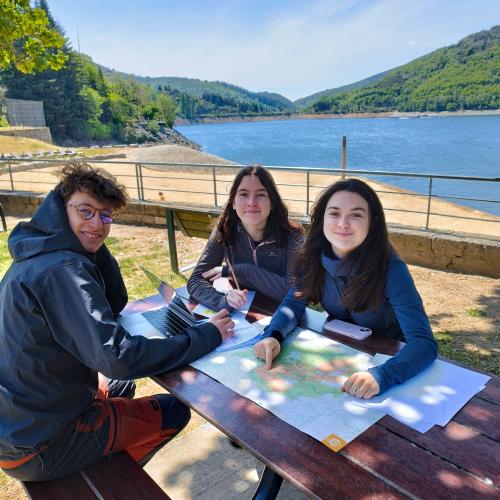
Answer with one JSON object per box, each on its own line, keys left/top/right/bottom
{"left": 351, "top": 354, "right": 490, "bottom": 432}
{"left": 191, "top": 284, "right": 261, "bottom": 352}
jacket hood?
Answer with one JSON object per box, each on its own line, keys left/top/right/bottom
{"left": 8, "top": 190, "right": 89, "bottom": 262}
{"left": 321, "top": 247, "right": 354, "bottom": 278}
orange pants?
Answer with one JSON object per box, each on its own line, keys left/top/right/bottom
{"left": 1, "top": 380, "right": 190, "bottom": 481}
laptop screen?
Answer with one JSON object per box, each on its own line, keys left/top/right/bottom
{"left": 140, "top": 266, "right": 195, "bottom": 323}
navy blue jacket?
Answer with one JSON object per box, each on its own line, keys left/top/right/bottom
{"left": 263, "top": 251, "right": 438, "bottom": 393}
{"left": 0, "top": 191, "right": 221, "bottom": 457}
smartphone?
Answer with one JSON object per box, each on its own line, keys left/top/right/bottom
{"left": 323, "top": 319, "right": 372, "bottom": 340}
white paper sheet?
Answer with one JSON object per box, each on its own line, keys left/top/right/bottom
{"left": 350, "top": 354, "right": 490, "bottom": 431}
{"left": 192, "top": 289, "right": 256, "bottom": 317}
{"left": 215, "top": 312, "right": 261, "bottom": 352}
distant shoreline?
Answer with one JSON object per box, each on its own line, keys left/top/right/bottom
{"left": 175, "top": 108, "right": 500, "bottom": 126}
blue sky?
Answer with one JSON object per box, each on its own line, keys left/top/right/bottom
{"left": 47, "top": 0, "right": 499, "bottom": 101}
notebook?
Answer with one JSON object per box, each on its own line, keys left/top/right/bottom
{"left": 118, "top": 267, "right": 196, "bottom": 339}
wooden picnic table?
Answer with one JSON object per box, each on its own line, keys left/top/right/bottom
{"left": 126, "top": 292, "right": 499, "bottom": 499}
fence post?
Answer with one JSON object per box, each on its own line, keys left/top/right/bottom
{"left": 341, "top": 136, "right": 346, "bottom": 179}
{"left": 139, "top": 164, "right": 145, "bottom": 200}
{"left": 212, "top": 166, "right": 218, "bottom": 206}
{"left": 135, "top": 163, "right": 145, "bottom": 200}
{"left": 165, "top": 209, "right": 179, "bottom": 273}
{"left": 8, "top": 162, "right": 14, "bottom": 191}
{"left": 135, "top": 163, "right": 141, "bottom": 199}
{"left": 306, "top": 170, "right": 310, "bottom": 215}
{"left": 425, "top": 177, "right": 433, "bottom": 230}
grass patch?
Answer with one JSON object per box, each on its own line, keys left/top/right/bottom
{"left": 465, "top": 308, "right": 487, "bottom": 318}
{"left": 75, "top": 147, "right": 122, "bottom": 156}
{"left": 435, "top": 330, "right": 498, "bottom": 375}
{"left": 0, "top": 232, "right": 11, "bottom": 277}
{"left": 434, "top": 331, "right": 453, "bottom": 344}
{"left": 0, "top": 135, "right": 121, "bottom": 159}
{"left": 0, "top": 135, "right": 61, "bottom": 154}
{"left": 105, "top": 236, "right": 187, "bottom": 301}
{"left": 438, "top": 342, "right": 498, "bottom": 376}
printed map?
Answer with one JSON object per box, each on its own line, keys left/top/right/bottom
{"left": 191, "top": 328, "right": 384, "bottom": 451}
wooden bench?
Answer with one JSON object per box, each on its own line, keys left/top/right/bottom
{"left": 22, "top": 451, "right": 169, "bottom": 500}
{"left": 165, "top": 205, "right": 309, "bottom": 273}
{"left": 165, "top": 205, "right": 222, "bottom": 273}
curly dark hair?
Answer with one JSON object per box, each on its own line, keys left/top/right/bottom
{"left": 215, "top": 165, "right": 302, "bottom": 247}
{"left": 294, "top": 178, "right": 391, "bottom": 312}
{"left": 55, "top": 162, "right": 128, "bottom": 210}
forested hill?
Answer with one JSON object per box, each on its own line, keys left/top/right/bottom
{"left": 101, "top": 69, "right": 294, "bottom": 119}
{"left": 294, "top": 69, "right": 391, "bottom": 109}
{"left": 307, "top": 25, "right": 500, "bottom": 114}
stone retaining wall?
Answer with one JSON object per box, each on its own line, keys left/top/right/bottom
{"left": 1, "top": 191, "right": 498, "bottom": 278}
{"left": 0, "top": 127, "right": 52, "bottom": 143}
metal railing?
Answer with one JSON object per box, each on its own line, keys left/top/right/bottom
{"left": 0, "top": 158, "right": 499, "bottom": 236}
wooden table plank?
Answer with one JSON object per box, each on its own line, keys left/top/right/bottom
{"left": 23, "top": 473, "right": 94, "bottom": 500}
{"left": 345, "top": 425, "right": 498, "bottom": 499}
{"left": 379, "top": 417, "right": 499, "bottom": 486}
{"left": 452, "top": 396, "right": 500, "bottom": 440}
{"left": 479, "top": 377, "right": 500, "bottom": 405}
{"left": 84, "top": 452, "right": 169, "bottom": 499}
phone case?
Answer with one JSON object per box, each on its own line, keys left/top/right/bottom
{"left": 323, "top": 319, "right": 372, "bottom": 340}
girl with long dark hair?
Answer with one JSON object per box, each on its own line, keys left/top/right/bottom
{"left": 254, "top": 178, "right": 437, "bottom": 398}
{"left": 187, "top": 166, "right": 304, "bottom": 311}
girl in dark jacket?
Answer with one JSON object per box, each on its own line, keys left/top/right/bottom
{"left": 187, "top": 166, "right": 304, "bottom": 311}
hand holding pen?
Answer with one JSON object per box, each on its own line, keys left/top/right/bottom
{"left": 225, "top": 258, "right": 248, "bottom": 309}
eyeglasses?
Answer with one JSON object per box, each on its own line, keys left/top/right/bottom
{"left": 66, "top": 203, "right": 115, "bottom": 224}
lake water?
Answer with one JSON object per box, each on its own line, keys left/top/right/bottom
{"left": 177, "top": 115, "right": 500, "bottom": 215}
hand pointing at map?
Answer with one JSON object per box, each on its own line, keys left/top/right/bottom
{"left": 253, "top": 337, "right": 281, "bottom": 369}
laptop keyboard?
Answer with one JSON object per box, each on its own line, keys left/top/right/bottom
{"left": 142, "top": 297, "right": 196, "bottom": 337}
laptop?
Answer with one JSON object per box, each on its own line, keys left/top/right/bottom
{"left": 118, "top": 267, "right": 196, "bottom": 339}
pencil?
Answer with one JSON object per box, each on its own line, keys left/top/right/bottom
{"left": 225, "top": 257, "right": 241, "bottom": 290}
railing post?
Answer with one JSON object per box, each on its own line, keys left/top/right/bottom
{"left": 306, "top": 170, "right": 310, "bottom": 215}
{"left": 135, "top": 163, "right": 145, "bottom": 200}
{"left": 135, "top": 163, "right": 141, "bottom": 199}
{"left": 166, "top": 209, "right": 179, "bottom": 274}
{"left": 139, "top": 164, "right": 145, "bottom": 200}
{"left": 425, "top": 177, "right": 433, "bottom": 230}
{"left": 212, "top": 166, "right": 218, "bottom": 207}
{"left": 8, "top": 161, "right": 14, "bottom": 191}
{"left": 341, "top": 136, "right": 346, "bottom": 179}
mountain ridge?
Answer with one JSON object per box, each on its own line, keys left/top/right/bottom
{"left": 308, "top": 25, "right": 499, "bottom": 114}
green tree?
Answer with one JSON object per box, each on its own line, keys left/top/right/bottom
{"left": 0, "top": 0, "right": 67, "bottom": 73}
{"left": 156, "top": 93, "right": 176, "bottom": 127}
{"left": 1, "top": 3, "right": 93, "bottom": 140}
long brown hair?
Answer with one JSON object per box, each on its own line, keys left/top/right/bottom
{"left": 216, "top": 166, "right": 302, "bottom": 246}
{"left": 294, "top": 178, "right": 390, "bottom": 311}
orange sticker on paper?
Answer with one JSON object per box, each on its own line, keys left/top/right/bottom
{"left": 322, "top": 433, "right": 348, "bottom": 451}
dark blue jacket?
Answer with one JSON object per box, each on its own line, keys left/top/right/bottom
{"left": 0, "top": 191, "right": 221, "bottom": 458}
{"left": 263, "top": 252, "right": 438, "bottom": 393}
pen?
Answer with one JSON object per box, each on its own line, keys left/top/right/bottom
{"left": 225, "top": 257, "right": 241, "bottom": 290}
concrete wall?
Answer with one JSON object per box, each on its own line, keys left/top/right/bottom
{"left": 1, "top": 191, "right": 498, "bottom": 278}
{"left": 0, "top": 127, "right": 52, "bottom": 143}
